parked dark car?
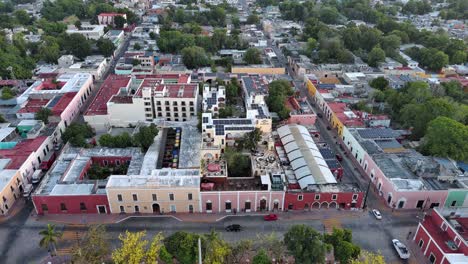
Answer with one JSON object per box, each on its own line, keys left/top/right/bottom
{"left": 317, "top": 113, "right": 323, "bottom": 118}
{"left": 225, "top": 224, "right": 241, "bottom": 232}
{"left": 335, "top": 154, "right": 343, "bottom": 162}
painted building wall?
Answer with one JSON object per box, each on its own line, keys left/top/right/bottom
{"left": 32, "top": 194, "right": 110, "bottom": 214}
{"left": 284, "top": 191, "right": 363, "bottom": 210}
{"left": 288, "top": 114, "right": 316, "bottom": 126}
{"left": 106, "top": 187, "right": 201, "bottom": 214}
{"left": 200, "top": 191, "right": 285, "bottom": 213}
{"left": 0, "top": 170, "right": 23, "bottom": 215}
{"left": 444, "top": 190, "right": 468, "bottom": 208}
{"left": 108, "top": 99, "right": 146, "bottom": 127}
{"left": 231, "top": 67, "right": 285, "bottom": 75}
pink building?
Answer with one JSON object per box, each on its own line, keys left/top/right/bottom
{"left": 413, "top": 208, "right": 468, "bottom": 263}
{"left": 98, "top": 13, "right": 127, "bottom": 27}
{"left": 200, "top": 191, "right": 285, "bottom": 213}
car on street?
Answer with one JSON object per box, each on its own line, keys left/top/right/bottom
{"left": 335, "top": 154, "right": 343, "bottom": 161}
{"left": 392, "top": 239, "right": 410, "bottom": 259}
{"left": 225, "top": 224, "right": 242, "bottom": 232}
{"left": 317, "top": 113, "right": 323, "bottom": 118}
{"left": 372, "top": 209, "right": 382, "bottom": 220}
{"left": 264, "top": 214, "right": 278, "bottom": 221}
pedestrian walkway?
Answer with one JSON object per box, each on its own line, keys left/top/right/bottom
{"left": 0, "top": 198, "right": 27, "bottom": 224}
{"left": 35, "top": 209, "right": 366, "bottom": 225}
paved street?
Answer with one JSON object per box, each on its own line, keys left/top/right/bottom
{"left": 0, "top": 199, "right": 423, "bottom": 264}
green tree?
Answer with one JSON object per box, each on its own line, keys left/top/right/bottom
{"left": 112, "top": 231, "right": 147, "bottom": 264}
{"left": 133, "top": 124, "right": 159, "bottom": 152}
{"left": 284, "top": 225, "right": 328, "bottom": 264}
{"left": 146, "top": 233, "right": 164, "bottom": 264}
{"left": 442, "top": 81, "right": 465, "bottom": 102}
{"left": 324, "top": 228, "right": 360, "bottom": 264}
{"left": 63, "top": 33, "right": 91, "bottom": 59}
{"left": 244, "top": 48, "right": 262, "bottom": 64}
{"left": 247, "top": 14, "right": 260, "bottom": 25}
{"left": 369, "top": 77, "right": 389, "bottom": 90}
{"left": 380, "top": 34, "right": 401, "bottom": 57}
{"left": 422, "top": 117, "right": 468, "bottom": 162}
{"left": 133, "top": 43, "right": 142, "bottom": 50}
{"left": 35, "top": 107, "right": 52, "bottom": 124}
{"left": 224, "top": 148, "right": 251, "bottom": 177}
{"left": 71, "top": 225, "right": 110, "bottom": 264}
{"left": 0, "top": 114, "right": 6, "bottom": 123}
{"left": 203, "top": 231, "right": 231, "bottom": 264}
{"left": 228, "top": 240, "right": 252, "bottom": 264}
{"left": 305, "top": 37, "right": 317, "bottom": 56}
{"left": 367, "top": 46, "right": 386, "bottom": 67}
{"left": 1, "top": 87, "right": 15, "bottom": 100}
{"left": 159, "top": 246, "right": 173, "bottom": 263}
{"left": 62, "top": 123, "right": 94, "bottom": 147}
{"left": 252, "top": 249, "right": 271, "bottom": 264}
{"left": 450, "top": 50, "right": 467, "bottom": 65}
{"left": 351, "top": 250, "right": 386, "bottom": 264}
{"left": 257, "top": 233, "right": 287, "bottom": 263}
{"left": 181, "top": 46, "right": 210, "bottom": 69}
{"left": 165, "top": 231, "right": 200, "bottom": 264}
{"left": 319, "top": 6, "right": 340, "bottom": 24}
{"left": 240, "top": 128, "right": 262, "bottom": 151}
{"left": 39, "top": 224, "right": 63, "bottom": 256}
{"left": 14, "top": 10, "right": 32, "bottom": 25}
{"left": 39, "top": 36, "right": 61, "bottom": 63}
{"left": 97, "top": 38, "right": 115, "bottom": 57}
{"left": 114, "top": 15, "right": 127, "bottom": 28}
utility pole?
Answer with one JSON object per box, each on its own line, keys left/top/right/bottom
{"left": 362, "top": 178, "right": 372, "bottom": 209}
{"left": 198, "top": 237, "right": 202, "bottom": 264}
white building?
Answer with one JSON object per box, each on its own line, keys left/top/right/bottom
{"left": 66, "top": 24, "right": 105, "bottom": 40}
{"left": 202, "top": 84, "right": 226, "bottom": 114}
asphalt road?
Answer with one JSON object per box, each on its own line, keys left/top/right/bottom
{"left": 0, "top": 202, "right": 419, "bottom": 264}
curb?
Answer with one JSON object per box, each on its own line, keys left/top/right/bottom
{"left": 115, "top": 214, "right": 182, "bottom": 223}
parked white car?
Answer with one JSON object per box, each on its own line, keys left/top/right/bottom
{"left": 392, "top": 239, "right": 410, "bottom": 259}
{"left": 372, "top": 209, "right": 382, "bottom": 220}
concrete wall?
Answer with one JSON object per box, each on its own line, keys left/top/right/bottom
{"left": 200, "top": 191, "right": 285, "bottom": 213}
{"left": 108, "top": 99, "right": 146, "bottom": 127}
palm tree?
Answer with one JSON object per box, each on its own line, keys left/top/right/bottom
{"left": 39, "top": 224, "right": 63, "bottom": 256}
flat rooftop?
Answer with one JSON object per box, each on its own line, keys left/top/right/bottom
{"left": 106, "top": 169, "right": 200, "bottom": 189}
{"left": 0, "top": 169, "right": 17, "bottom": 193}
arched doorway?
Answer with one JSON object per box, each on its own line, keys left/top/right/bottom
{"left": 152, "top": 203, "right": 160, "bottom": 214}
{"left": 321, "top": 202, "right": 329, "bottom": 209}
{"left": 304, "top": 203, "right": 310, "bottom": 210}
{"left": 329, "top": 202, "right": 338, "bottom": 209}
{"left": 273, "top": 200, "right": 279, "bottom": 211}
{"left": 259, "top": 199, "right": 267, "bottom": 211}
{"left": 312, "top": 202, "right": 320, "bottom": 209}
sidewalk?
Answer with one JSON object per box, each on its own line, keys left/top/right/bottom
{"left": 0, "top": 198, "right": 27, "bottom": 224}
{"left": 34, "top": 209, "right": 365, "bottom": 225}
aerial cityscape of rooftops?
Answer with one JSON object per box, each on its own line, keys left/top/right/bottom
{"left": 0, "top": 0, "right": 467, "bottom": 263}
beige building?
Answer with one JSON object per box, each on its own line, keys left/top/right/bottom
{"left": 0, "top": 169, "right": 22, "bottom": 215}
{"left": 106, "top": 169, "right": 201, "bottom": 214}
{"left": 232, "top": 66, "right": 285, "bottom": 75}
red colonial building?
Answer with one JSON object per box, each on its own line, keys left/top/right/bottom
{"left": 413, "top": 208, "right": 468, "bottom": 264}
{"left": 32, "top": 146, "right": 144, "bottom": 215}
{"left": 277, "top": 124, "right": 363, "bottom": 211}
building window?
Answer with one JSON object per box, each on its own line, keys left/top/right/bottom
{"left": 315, "top": 194, "right": 320, "bottom": 200}
{"left": 157, "top": 107, "right": 162, "bottom": 111}
{"left": 352, "top": 194, "right": 358, "bottom": 200}
{"left": 117, "top": 194, "right": 123, "bottom": 201}
{"left": 182, "top": 101, "right": 186, "bottom": 106}
{"left": 429, "top": 253, "right": 436, "bottom": 264}
{"left": 173, "top": 107, "right": 178, "bottom": 112}
{"left": 332, "top": 194, "right": 337, "bottom": 200}
{"left": 146, "top": 114, "right": 152, "bottom": 118}
{"left": 132, "top": 194, "right": 138, "bottom": 201}
{"left": 188, "top": 193, "right": 192, "bottom": 200}
{"left": 451, "top": 200, "right": 457, "bottom": 207}
{"left": 80, "top": 202, "right": 86, "bottom": 211}
{"left": 119, "top": 206, "right": 125, "bottom": 213}
{"left": 10, "top": 186, "right": 14, "bottom": 192}
{"left": 41, "top": 204, "right": 48, "bottom": 212}
{"left": 225, "top": 201, "right": 232, "bottom": 211}
{"left": 116, "top": 160, "right": 121, "bottom": 166}
{"left": 182, "top": 107, "right": 186, "bottom": 111}
{"left": 190, "top": 102, "right": 194, "bottom": 106}
{"left": 441, "top": 222, "right": 448, "bottom": 231}
{"left": 173, "top": 101, "right": 178, "bottom": 106}
{"left": 418, "top": 239, "right": 424, "bottom": 248}
{"left": 165, "top": 101, "right": 169, "bottom": 105}
{"left": 144, "top": 102, "right": 151, "bottom": 106}
{"left": 165, "top": 107, "right": 170, "bottom": 111}
{"left": 60, "top": 203, "right": 67, "bottom": 211}
{"left": 152, "top": 194, "right": 157, "bottom": 201}
{"left": 245, "top": 201, "right": 251, "bottom": 210}
{"left": 104, "top": 160, "right": 108, "bottom": 166}
{"left": 206, "top": 201, "right": 212, "bottom": 211}
{"left": 298, "top": 195, "right": 303, "bottom": 201}
{"left": 169, "top": 193, "right": 174, "bottom": 201}
{"left": 134, "top": 206, "right": 139, "bottom": 213}
{"left": 145, "top": 108, "right": 152, "bottom": 111}
{"left": 190, "top": 107, "right": 194, "bottom": 112}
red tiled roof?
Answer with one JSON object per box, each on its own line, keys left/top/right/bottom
{"left": 17, "top": 99, "right": 49, "bottom": 114}
{"left": 110, "top": 96, "right": 133, "bottom": 104}
{"left": 52, "top": 92, "right": 77, "bottom": 116}
{"left": 0, "top": 136, "right": 48, "bottom": 169}
{"left": 85, "top": 75, "right": 131, "bottom": 116}
{"left": 0, "top": 80, "right": 18, "bottom": 86}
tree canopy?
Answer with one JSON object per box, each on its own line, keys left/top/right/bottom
{"left": 244, "top": 48, "right": 262, "bottom": 65}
